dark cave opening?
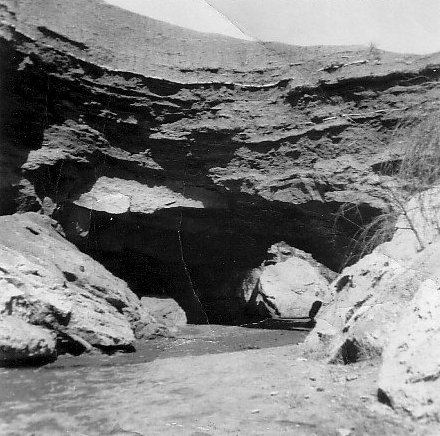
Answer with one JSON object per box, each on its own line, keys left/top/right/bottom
{"left": 54, "top": 197, "right": 381, "bottom": 325}
{"left": 57, "top": 204, "right": 273, "bottom": 324}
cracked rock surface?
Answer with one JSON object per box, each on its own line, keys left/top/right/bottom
{"left": 1, "top": 0, "right": 440, "bottom": 320}
{"left": 2, "top": 0, "right": 440, "bottom": 262}
{"left": 0, "top": 212, "right": 166, "bottom": 361}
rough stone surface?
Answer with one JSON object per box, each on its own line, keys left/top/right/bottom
{"left": 378, "top": 187, "right": 440, "bottom": 262}
{"left": 0, "top": 212, "right": 166, "bottom": 356}
{"left": 304, "top": 188, "right": 440, "bottom": 362}
{"left": 0, "top": 316, "right": 56, "bottom": 365}
{"left": 378, "top": 279, "right": 440, "bottom": 422}
{"left": 1, "top": 342, "right": 437, "bottom": 435}
{"left": 303, "top": 251, "right": 411, "bottom": 362}
{"left": 243, "top": 243, "right": 333, "bottom": 319}
{"left": 140, "top": 297, "right": 187, "bottom": 332}
{"left": 1, "top": 0, "right": 440, "bottom": 320}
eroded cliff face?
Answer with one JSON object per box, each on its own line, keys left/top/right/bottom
{"left": 1, "top": 0, "right": 440, "bottom": 322}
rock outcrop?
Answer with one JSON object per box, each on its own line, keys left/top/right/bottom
{"left": 0, "top": 212, "right": 166, "bottom": 363}
{"left": 378, "top": 279, "right": 440, "bottom": 422}
{"left": 302, "top": 187, "right": 440, "bottom": 422}
{"left": 1, "top": 0, "right": 440, "bottom": 427}
{"left": 0, "top": 316, "right": 56, "bottom": 365}
{"left": 303, "top": 251, "right": 411, "bottom": 362}
{"left": 304, "top": 188, "right": 440, "bottom": 363}
{"left": 1, "top": 0, "right": 440, "bottom": 321}
{"left": 242, "top": 242, "right": 334, "bottom": 319}
{"left": 140, "top": 297, "right": 187, "bottom": 333}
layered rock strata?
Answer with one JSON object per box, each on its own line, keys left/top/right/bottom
{"left": 1, "top": 0, "right": 440, "bottom": 321}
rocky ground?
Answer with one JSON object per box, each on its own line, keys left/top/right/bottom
{"left": 0, "top": 212, "right": 170, "bottom": 364}
{"left": 1, "top": 0, "right": 440, "bottom": 434}
{"left": 4, "top": 185, "right": 440, "bottom": 435}
{"left": 1, "top": 336, "right": 436, "bottom": 436}
{"left": 2, "top": 0, "right": 440, "bottom": 322}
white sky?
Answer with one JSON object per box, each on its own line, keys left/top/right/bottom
{"left": 105, "top": 0, "right": 440, "bottom": 54}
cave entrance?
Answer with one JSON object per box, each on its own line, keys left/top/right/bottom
{"left": 90, "top": 249, "right": 218, "bottom": 324}
{"left": 56, "top": 198, "right": 379, "bottom": 325}
{"left": 57, "top": 204, "right": 274, "bottom": 324}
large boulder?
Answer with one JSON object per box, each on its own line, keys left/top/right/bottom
{"left": 0, "top": 212, "right": 166, "bottom": 360}
{"left": 243, "top": 243, "right": 334, "bottom": 319}
{"left": 303, "top": 188, "right": 440, "bottom": 362}
{"left": 140, "top": 297, "right": 187, "bottom": 333}
{"left": 303, "top": 251, "right": 413, "bottom": 362}
{"left": 378, "top": 279, "right": 440, "bottom": 422}
{"left": 0, "top": 316, "right": 56, "bottom": 365}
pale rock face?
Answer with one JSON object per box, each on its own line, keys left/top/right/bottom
{"left": 73, "top": 176, "right": 227, "bottom": 216}
{"left": 0, "top": 212, "right": 166, "bottom": 360}
{"left": 304, "top": 252, "right": 411, "bottom": 362}
{"left": 304, "top": 187, "right": 440, "bottom": 362}
{"left": 140, "top": 297, "right": 187, "bottom": 333}
{"left": 378, "top": 279, "right": 440, "bottom": 422}
{"left": 378, "top": 187, "right": 440, "bottom": 262}
{"left": 243, "top": 243, "right": 333, "bottom": 319}
{"left": 257, "top": 257, "right": 329, "bottom": 318}
{"left": 0, "top": 316, "right": 56, "bottom": 365}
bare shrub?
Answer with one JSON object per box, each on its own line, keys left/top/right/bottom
{"left": 397, "top": 114, "right": 440, "bottom": 193}
{"left": 367, "top": 41, "right": 382, "bottom": 63}
{"left": 337, "top": 111, "right": 440, "bottom": 266}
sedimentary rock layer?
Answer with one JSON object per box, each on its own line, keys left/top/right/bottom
{"left": 1, "top": 0, "right": 440, "bottom": 321}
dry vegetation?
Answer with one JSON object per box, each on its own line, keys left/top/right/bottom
{"left": 339, "top": 111, "right": 440, "bottom": 265}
